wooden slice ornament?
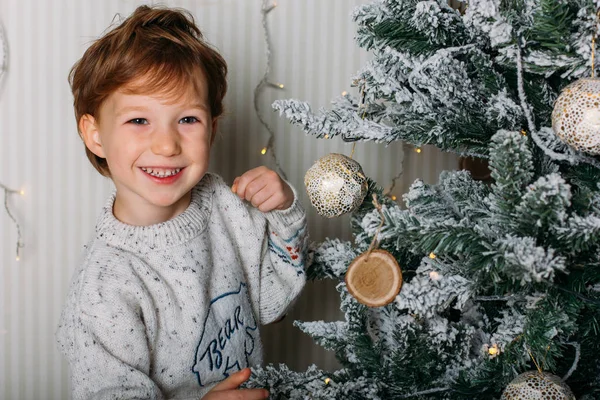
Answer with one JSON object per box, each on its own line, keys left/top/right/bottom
{"left": 345, "top": 194, "right": 403, "bottom": 307}
{"left": 345, "top": 249, "right": 403, "bottom": 307}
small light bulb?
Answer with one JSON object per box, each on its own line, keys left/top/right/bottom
{"left": 278, "top": 83, "right": 284, "bottom": 89}
{"left": 429, "top": 252, "right": 436, "bottom": 259}
{"left": 324, "top": 134, "right": 329, "bottom": 139}
{"left": 15, "top": 256, "right": 20, "bottom": 261}
{"left": 415, "top": 147, "right": 422, "bottom": 153}
{"left": 429, "top": 271, "right": 440, "bottom": 280}
{"left": 521, "top": 130, "right": 527, "bottom": 136}
{"left": 488, "top": 344, "right": 499, "bottom": 357}
{"left": 19, "top": 190, "right": 25, "bottom": 196}
{"left": 324, "top": 378, "right": 331, "bottom": 385}
{"left": 391, "top": 195, "right": 397, "bottom": 201}
{"left": 261, "top": 147, "right": 268, "bottom": 155}
{"left": 341, "top": 91, "right": 348, "bottom": 96}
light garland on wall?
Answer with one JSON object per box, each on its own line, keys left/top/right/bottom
{"left": 1, "top": 184, "right": 25, "bottom": 261}
{"left": 0, "top": 20, "right": 25, "bottom": 262}
{"left": 0, "top": 20, "right": 6, "bottom": 74}
{"left": 254, "top": 0, "right": 287, "bottom": 180}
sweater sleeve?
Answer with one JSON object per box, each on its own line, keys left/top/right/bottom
{"left": 56, "top": 253, "right": 164, "bottom": 400}
{"left": 248, "top": 184, "right": 308, "bottom": 325}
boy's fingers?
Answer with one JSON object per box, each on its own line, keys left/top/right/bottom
{"left": 256, "top": 193, "right": 280, "bottom": 213}
{"left": 210, "top": 368, "right": 251, "bottom": 391}
{"left": 235, "top": 167, "right": 273, "bottom": 193}
{"left": 249, "top": 184, "right": 273, "bottom": 208}
{"left": 237, "top": 171, "right": 272, "bottom": 201}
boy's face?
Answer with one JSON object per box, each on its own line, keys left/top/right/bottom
{"left": 80, "top": 76, "right": 216, "bottom": 225}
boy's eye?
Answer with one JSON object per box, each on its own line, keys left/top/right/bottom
{"left": 179, "top": 116, "right": 199, "bottom": 124}
{"left": 128, "top": 118, "right": 148, "bottom": 125}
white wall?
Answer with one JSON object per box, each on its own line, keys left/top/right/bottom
{"left": 0, "top": 1, "right": 458, "bottom": 398}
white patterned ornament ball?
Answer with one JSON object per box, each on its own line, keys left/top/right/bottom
{"left": 500, "top": 371, "right": 575, "bottom": 400}
{"left": 304, "top": 153, "right": 368, "bottom": 218}
{"left": 552, "top": 77, "right": 600, "bottom": 155}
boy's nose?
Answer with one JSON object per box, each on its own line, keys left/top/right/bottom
{"left": 151, "top": 128, "right": 181, "bottom": 156}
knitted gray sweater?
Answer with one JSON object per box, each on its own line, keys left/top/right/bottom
{"left": 56, "top": 173, "right": 307, "bottom": 399}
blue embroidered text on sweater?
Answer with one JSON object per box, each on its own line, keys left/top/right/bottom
{"left": 56, "top": 173, "right": 307, "bottom": 400}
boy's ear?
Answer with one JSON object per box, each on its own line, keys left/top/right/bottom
{"left": 210, "top": 118, "right": 219, "bottom": 146}
{"left": 79, "top": 114, "right": 106, "bottom": 158}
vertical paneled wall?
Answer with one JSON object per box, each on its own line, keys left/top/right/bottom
{"left": 0, "top": 1, "right": 458, "bottom": 398}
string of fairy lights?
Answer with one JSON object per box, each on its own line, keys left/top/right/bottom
{"left": 255, "top": 0, "right": 288, "bottom": 180}
{"left": 253, "top": 1, "right": 418, "bottom": 203}
{"left": 1, "top": 184, "right": 24, "bottom": 261}
{"left": 0, "top": 20, "right": 25, "bottom": 262}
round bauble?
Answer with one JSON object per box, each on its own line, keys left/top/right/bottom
{"left": 500, "top": 371, "right": 575, "bottom": 400}
{"left": 304, "top": 153, "right": 368, "bottom": 218}
{"left": 345, "top": 249, "right": 403, "bottom": 307}
{"left": 552, "top": 77, "right": 600, "bottom": 155}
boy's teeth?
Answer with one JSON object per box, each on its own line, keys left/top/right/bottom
{"left": 141, "top": 167, "right": 181, "bottom": 177}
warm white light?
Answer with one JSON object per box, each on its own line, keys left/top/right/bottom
{"left": 580, "top": 109, "right": 600, "bottom": 147}
{"left": 324, "top": 378, "right": 331, "bottom": 385}
{"left": 486, "top": 343, "right": 500, "bottom": 358}
{"left": 15, "top": 256, "right": 20, "bottom": 262}
{"left": 429, "top": 271, "right": 440, "bottom": 280}
{"left": 261, "top": 147, "right": 268, "bottom": 155}
{"left": 341, "top": 91, "right": 348, "bottom": 96}
{"left": 415, "top": 147, "right": 422, "bottom": 153}
{"left": 582, "top": 108, "right": 600, "bottom": 128}
{"left": 19, "top": 189, "right": 25, "bottom": 196}
{"left": 320, "top": 174, "right": 345, "bottom": 193}
{"left": 429, "top": 252, "right": 436, "bottom": 259}
{"left": 278, "top": 83, "right": 284, "bottom": 89}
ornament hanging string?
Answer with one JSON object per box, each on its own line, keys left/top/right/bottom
{"left": 592, "top": 36, "right": 596, "bottom": 78}
{"left": 592, "top": 9, "right": 600, "bottom": 77}
{"left": 353, "top": 82, "right": 402, "bottom": 200}
{"left": 526, "top": 347, "right": 543, "bottom": 374}
{"left": 512, "top": 334, "right": 580, "bottom": 381}
{"left": 515, "top": 43, "right": 600, "bottom": 169}
{"left": 366, "top": 194, "right": 385, "bottom": 259}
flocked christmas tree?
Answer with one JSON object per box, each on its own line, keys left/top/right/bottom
{"left": 247, "top": 0, "right": 600, "bottom": 398}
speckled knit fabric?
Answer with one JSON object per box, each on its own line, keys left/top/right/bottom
{"left": 56, "top": 172, "right": 307, "bottom": 400}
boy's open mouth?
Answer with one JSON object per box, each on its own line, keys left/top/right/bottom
{"left": 140, "top": 167, "right": 183, "bottom": 178}
{"left": 140, "top": 167, "right": 185, "bottom": 183}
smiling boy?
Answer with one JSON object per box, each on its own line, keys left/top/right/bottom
{"left": 56, "top": 6, "right": 307, "bottom": 400}
{"left": 79, "top": 78, "right": 219, "bottom": 226}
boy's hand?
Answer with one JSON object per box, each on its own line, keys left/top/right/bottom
{"left": 202, "top": 368, "right": 269, "bottom": 399}
{"left": 232, "top": 166, "right": 294, "bottom": 212}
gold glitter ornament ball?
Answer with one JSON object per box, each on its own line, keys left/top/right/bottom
{"left": 304, "top": 153, "right": 368, "bottom": 218}
{"left": 552, "top": 77, "right": 600, "bottom": 155}
{"left": 500, "top": 371, "right": 575, "bottom": 400}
